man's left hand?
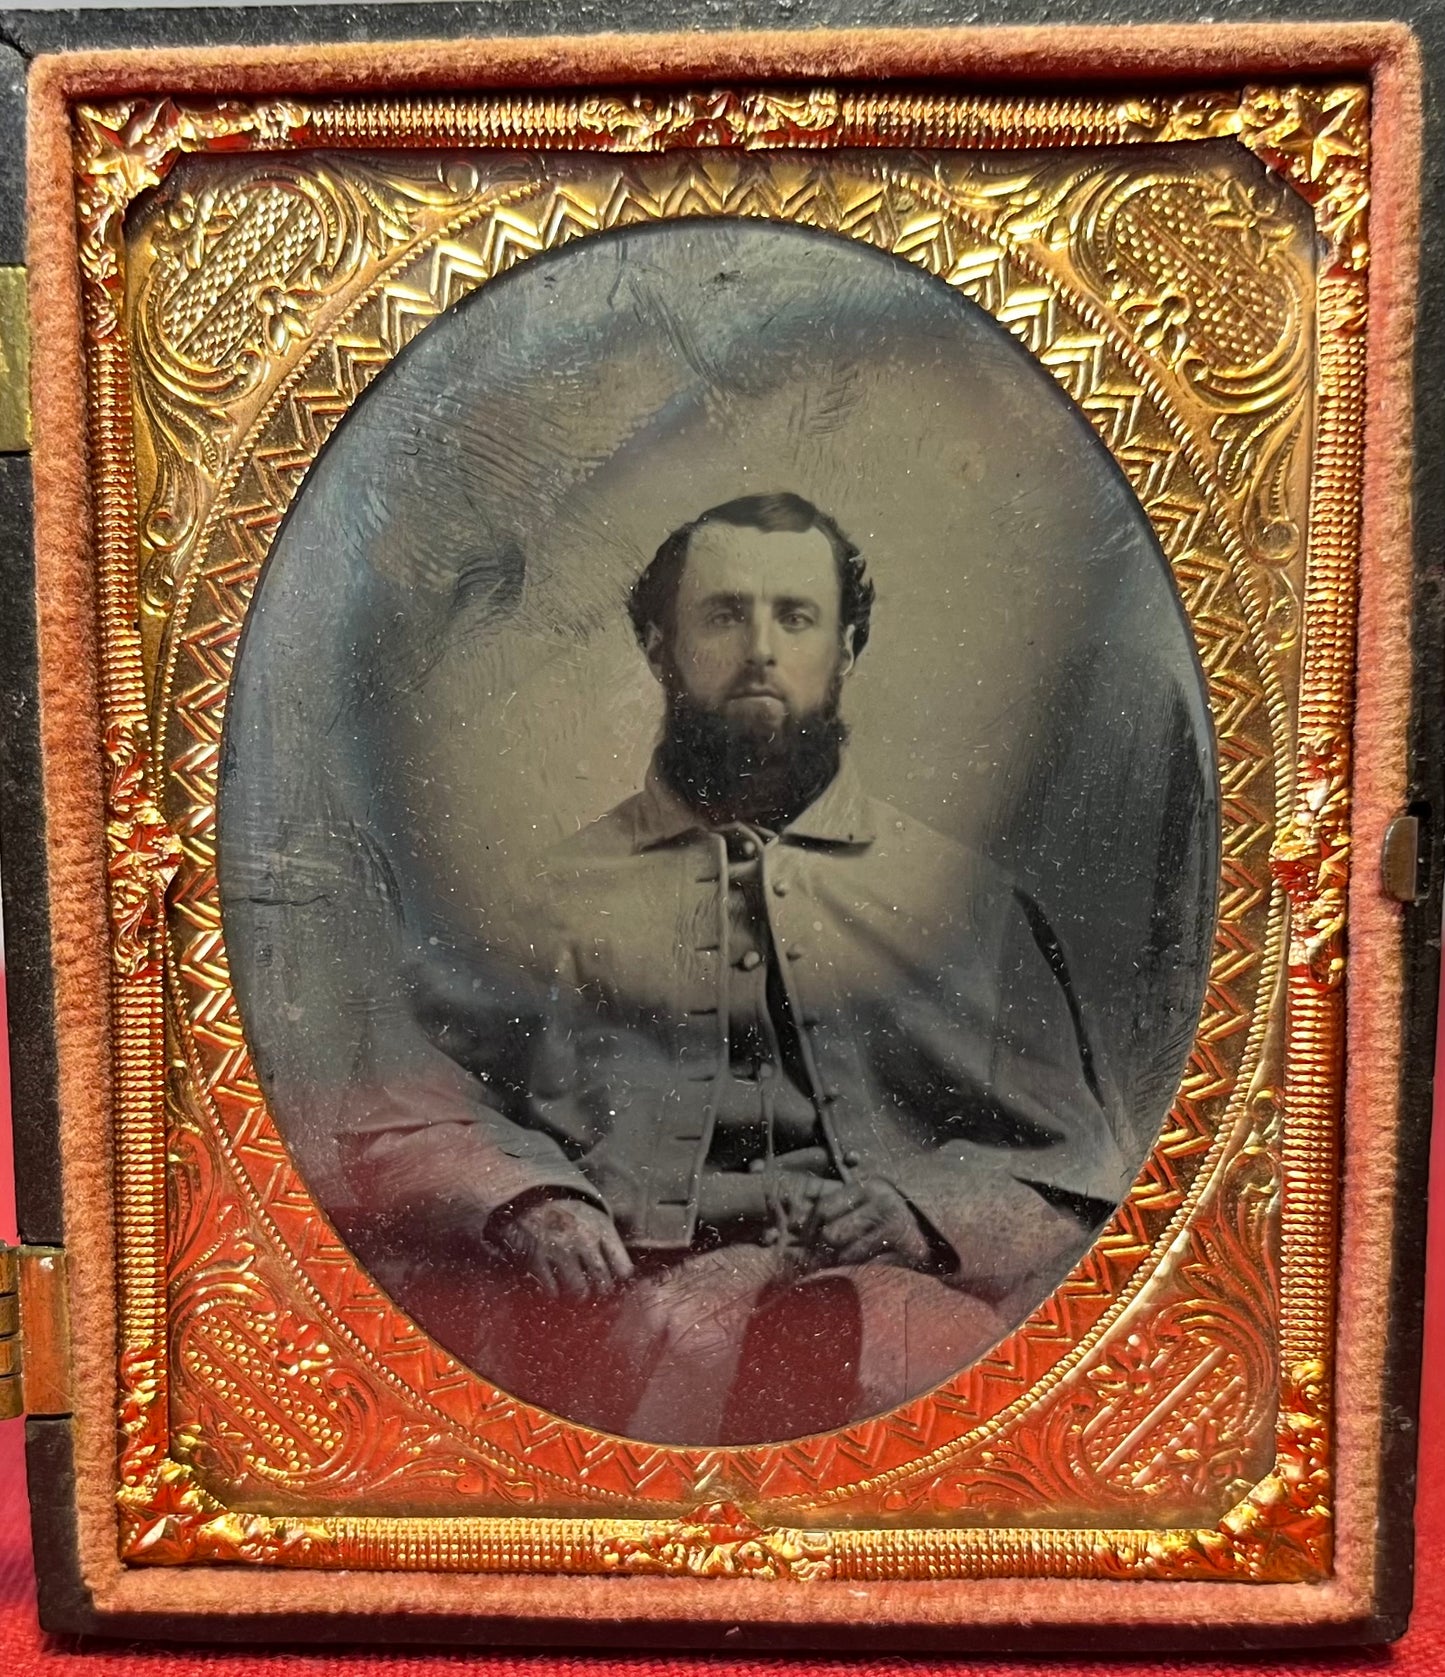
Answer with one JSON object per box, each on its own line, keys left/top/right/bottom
{"left": 808, "top": 1177, "right": 935, "bottom": 1269}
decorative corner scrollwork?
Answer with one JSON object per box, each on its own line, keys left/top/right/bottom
{"left": 1137, "top": 84, "right": 1368, "bottom": 274}
{"left": 74, "top": 98, "right": 308, "bottom": 339}
{"left": 131, "top": 151, "right": 487, "bottom": 606}
{"left": 120, "top": 1454, "right": 329, "bottom": 1566}
{"left": 1090, "top": 1361, "right": 1329, "bottom": 1584}
{"left": 1218, "top": 1358, "right": 1331, "bottom": 1579}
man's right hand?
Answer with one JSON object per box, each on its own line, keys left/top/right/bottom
{"left": 752, "top": 1145, "right": 837, "bottom": 1239}
{"left": 490, "top": 1195, "right": 635, "bottom": 1301}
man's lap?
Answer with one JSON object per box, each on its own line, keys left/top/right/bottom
{"left": 371, "top": 1242, "right": 1004, "bottom": 1443}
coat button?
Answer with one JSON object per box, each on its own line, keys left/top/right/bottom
{"left": 785, "top": 947, "right": 804, "bottom": 962}
{"left": 738, "top": 949, "right": 763, "bottom": 971}
{"left": 772, "top": 880, "right": 788, "bottom": 897}
{"left": 843, "top": 1150, "right": 862, "bottom": 1167}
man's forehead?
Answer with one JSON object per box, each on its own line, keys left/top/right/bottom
{"left": 678, "top": 521, "right": 839, "bottom": 603}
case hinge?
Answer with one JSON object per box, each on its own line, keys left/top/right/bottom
{"left": 0, "top": 266, "right": 29, "bottom": 453}
{"left": 0, "top": 1244, "right": 71, "bottom": 1420}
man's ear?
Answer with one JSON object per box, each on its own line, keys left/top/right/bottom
{"left": 643, "top": 622, "right": 667, "bottom": 682}
{"left": 839, "top": 624, "right": 857, "bottom": 680}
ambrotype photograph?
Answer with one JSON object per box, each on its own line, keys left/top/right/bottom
{"left": 219, "top": 216, "right": 1217, "bottom": 1448}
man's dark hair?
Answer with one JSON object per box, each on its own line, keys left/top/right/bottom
{"left": 628, "top": 492, "right": 875, "bottom": 659}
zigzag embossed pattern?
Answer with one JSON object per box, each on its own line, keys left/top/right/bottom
{"left": 155, "top": 150, "right": 1286, "bottom": 1524}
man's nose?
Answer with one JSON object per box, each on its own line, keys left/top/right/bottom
{"left": 745, "top": 609, "right": 777, "bottom": 664}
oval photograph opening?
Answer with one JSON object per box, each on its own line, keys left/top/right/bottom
{"left": 219, "top": 218, "right": 1218, "bottom": 1447}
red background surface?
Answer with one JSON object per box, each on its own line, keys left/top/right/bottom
{"left": 0, "top": 964, "right": 1440, "bottom": 1673}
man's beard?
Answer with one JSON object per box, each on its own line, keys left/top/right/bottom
{"left": 657, "top": 679, "right": 848, "bottom": 830}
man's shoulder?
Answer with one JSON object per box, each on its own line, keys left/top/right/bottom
{"left": 548, "top": 793, "right": 655, "bottom": 865}
{"left": 860, "top": 796, "right": 994, "bottom": 875}
{"left": 543, "top": 791, "right": 690, "bottom": 878}
{"left": 851, "top": 796, "right": 1025, "bottom": 921}
{"left": 532, "top": 795, "right": 695, "bottom": 951}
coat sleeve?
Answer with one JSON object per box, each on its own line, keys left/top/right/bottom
{"left": 885, "top": 882, "right": 1131, "bottom": 1289}
{"left": 338, "top": 939, "right": 609, "bottom": 1243}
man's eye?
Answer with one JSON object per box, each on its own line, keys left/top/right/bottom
{"left": 780, "top": 611, "right": 816, "bottom": 630}
{"left": 707, "top": 607, "right": 743, "bottom": 627}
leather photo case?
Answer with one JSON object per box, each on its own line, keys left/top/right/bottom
{"left": 0, "top": 3, "right": 1440, "bottom": 1651}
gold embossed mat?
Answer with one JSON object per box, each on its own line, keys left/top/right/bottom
{"left": 65, "top": 84, "right": 1352, "bottom": 1577}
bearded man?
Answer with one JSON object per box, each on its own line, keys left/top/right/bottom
{"left": 346, "top": 493, "right": 1128, "bottom": 1445}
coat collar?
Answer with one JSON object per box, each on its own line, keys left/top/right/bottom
{"left": 629, "top": 755, "right": 877, "bottom": 852}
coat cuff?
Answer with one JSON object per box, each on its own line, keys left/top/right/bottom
{"left": 341, "top": 1119, "right": 607, "bottom": 1246}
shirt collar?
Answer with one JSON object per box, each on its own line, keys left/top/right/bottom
{"left": 629, "top": 755, "right": 877, "bottom": 852}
